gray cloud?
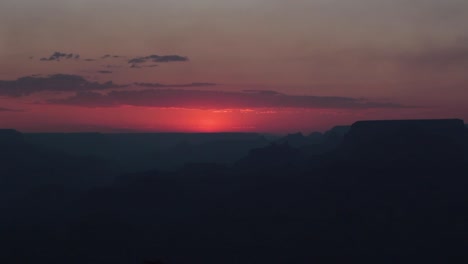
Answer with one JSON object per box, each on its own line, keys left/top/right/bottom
{"left": 38, "top": 53, "right": 125, "bottom": 62}
{"left": 101, "top": 54, "right": 124, "bottom": 59}
{"left": 104, "top": 65, "right": 123, "bottom": 69}
{"left": 0, "top": 107, "right": 17, "bottom": 112}
{"left": 48, "top": 89, "right": 408, "bottom": 110}
{"left": 97, "top": 70, "right": 113, "bottom": 74}
{"left": 0, "top": 74, "right": 126, "bottom": 97}
{"left": 37, "top": 52, "right": 186, "bottom": 67}
{"left": 40, "top": 52, "right": 80, "bottom": 61}
{"left": 243, "top": 90, "right": 282, "bottom": 95}
{"left": 128, "top": 54, "right": 189, "bottom": 65}
{"left": 130, "top": 64, "right": 159, "bottom": 69}
{"left": 134, "top": 82, "right": 217, "bottom": 88}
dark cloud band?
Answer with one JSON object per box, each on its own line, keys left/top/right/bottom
{"left": 134, "top": 82, "right": 217, "bottom": 88}
{"left": 128, "top": 54, "right": 189, "bottom": 65}
{"left": 48, "top": 89, "right": 408, "bottom": 110}
{"left": 0, "top": 107, "right": 17, "bottom": 112}
{"left": 40, "top": 52, "right": 80, "bottom": 61}
{"left": 0, "top": 74, "right": 125, "bottom": 97}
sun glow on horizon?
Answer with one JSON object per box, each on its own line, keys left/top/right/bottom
{"left": 0, "top": 102, "right": 441, "bottom": 134}
{"left": 195, "top": 118, "right": 222, "bottom": 132}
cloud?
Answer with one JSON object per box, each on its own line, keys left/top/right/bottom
{"left": 104, "top": 65, "right": 123, "bottom": 69}
{"left": 130, "top": 64, "right": 159, "bottom": 69}
{"left": 97, "top": 70, "right": 113, "bottom": 74}
{"left": 0, "top": 107, "right": 17, "bottom": 112}
{"left": 0, "top": 74, "right": 126, "bottom": 97}
{"left": 101, "top": 54, "right": 124, "bottom": 59}
{"left": 38, "top": 52, "right": 124, "bottom": 62}
{"left": 61, "top": 53, "right": 185, "bottom": 68}
{"left": 128, "top": 54, "right": 189, "bottom": 65}
{"left": 40, "top": 52, "right": 80, "bottom": 61}
{"left": 243, "top": 90, "right": 282, "bottom": 95}
{"left": 134, "top": 82, "right": 217, "bottom": 88}
{"left": 48, "top": 89, "right": 408, "bottom": 110}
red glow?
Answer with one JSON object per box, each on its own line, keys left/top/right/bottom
{"left": 0, "top": 96, "right": 463, "bottom": 133}
{"left": 196, "top": 119, "right": 222, "bottom": 132}
{"left": 182, "top": 111, "right": 232, "bottom": 132}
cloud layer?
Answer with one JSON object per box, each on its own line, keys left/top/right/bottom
{"left": 0, "top": 74, "right": 125, "bottom": 97}
{"left": 134, "top": 82, "right": 217, "bottom": 88}
{"left": 0, "top": 107, "right": 16, "bottom": 112}
{"left": 101, "top": 54, "right": 123, "bottom": 59}
{"left": 49, "top": 89, "right": 407, "bottom": 110}
{"left": 97, "top": 70, "right": 113, "bottom": 74}
{"left": 40, "top": 52, "right": 80, "bottom": 61}
{"left": 128, "top": 54, "right": 189, "bottom": 65}
{"left": 33, "top": 51, "right": 189, "bottom": 71}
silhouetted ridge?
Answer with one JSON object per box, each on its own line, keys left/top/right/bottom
{"left": 277, "top": 132, "right": 306, "bottom": 147}
{"left": 2, "top": 120, "right": 468, "bottom": 263}
{"left": 307, "top": 131, "right": 324, "bottom": 142}
{"left": 24, "top": 132, "right": 269, "bottom": 171}
{"left": 275, "top": 132, "right": 326, "bottom": 148}
{"left": 236, "top": 142, "right": 302, "bottom": 170}
{"left": 350, "top": 118, "right": 465, "bottom": 137}
{"left": 323, "top": 125, "right": 350, "bottom": 147}
{"left": 340, "top": 119, "right": 466, "bottom": 166}
{"left": 0, "top": 129, "right": 24, "bottom": 145}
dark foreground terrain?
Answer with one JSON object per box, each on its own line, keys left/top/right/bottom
{"left": 1, "top": 119, "right": 468, "bottom": 263}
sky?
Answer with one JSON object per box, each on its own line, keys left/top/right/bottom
{"left": 1, "top": 0, "right": 468, "bottom": 133}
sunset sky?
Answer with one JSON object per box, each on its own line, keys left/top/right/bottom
{"left": 1, "top": 0, "right": 468, "bottom": 133}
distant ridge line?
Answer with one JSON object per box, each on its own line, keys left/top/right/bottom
{"left": 352, "top": 118, "right": 464, "bottom": 124}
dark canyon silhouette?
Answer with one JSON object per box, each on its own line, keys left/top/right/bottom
{"left": 1, "top": 119, "right": 468, "bottom": 263}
